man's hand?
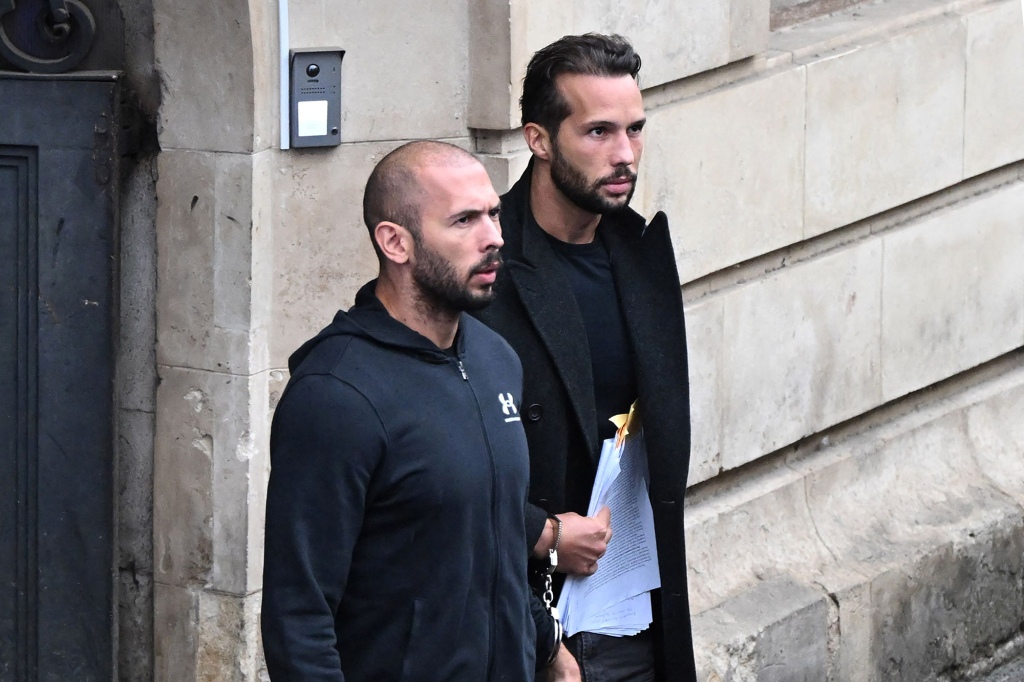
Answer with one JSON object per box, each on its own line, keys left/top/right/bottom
{"left": 554, "top": 506, "right": 612, "bottom": 576}
{"left": 546, "top": 644, "right": 581, "bottom": 682}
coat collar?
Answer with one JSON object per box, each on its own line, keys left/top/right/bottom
{"left": 501, "top": 165, "right": 599, "bottom": 457}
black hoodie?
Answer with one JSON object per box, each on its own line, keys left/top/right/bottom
{"left": 262, "top": 281, "right": 540, "bottom": 681}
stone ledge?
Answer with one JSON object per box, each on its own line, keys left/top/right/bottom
{"left": 694, "top": 577, "right": 830, "bottom": 681}
{"left": 769, "top": 0, "right": 991, "bottom": 61}
{"left": 687, "top": 360, "right": 1024, "bottom": 681}
{"left": 945, "top": 633, "right": 1024, "bottom": 681}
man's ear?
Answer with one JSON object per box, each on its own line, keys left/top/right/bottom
{"left": 375, "top": 221, "right": 413, "bottom": 265}
{"left": 524, "top": 122, "right": 553, "bottom": 161}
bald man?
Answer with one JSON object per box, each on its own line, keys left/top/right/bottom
{"left": 261, "top": 141, "right": 569, "bottom": 681}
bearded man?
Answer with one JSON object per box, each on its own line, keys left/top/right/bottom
{"left": 474, "top": 34, "right": 697, "bottom": 682}
{"left": 261, "top": 140, "right": 574, "bottom": 681}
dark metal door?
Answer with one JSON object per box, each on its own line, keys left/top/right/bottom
{"left": 0, "top": 73, "right": 118, "bottom": 681}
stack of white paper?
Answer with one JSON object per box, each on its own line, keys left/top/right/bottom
{"left": 556, "top": 404, "right": 661, "bottom": 637}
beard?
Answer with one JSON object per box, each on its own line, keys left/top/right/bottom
{"left": 550, "top": 138, "right": 637, "bottom": 215}
{"left": 411, "top": 237, "right": 502, "bottom": 315}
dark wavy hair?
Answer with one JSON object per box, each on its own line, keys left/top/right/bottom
{"left": 520, "top": 33, "right": 642, "bottom": 133}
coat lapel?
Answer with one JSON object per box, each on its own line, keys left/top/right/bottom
{"left": 507, "top": 215, "right": 600, "bottom": 461}
{"left": 602, "top": 211, "right": 682, "bottom": 385}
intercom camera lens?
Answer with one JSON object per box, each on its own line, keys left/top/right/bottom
{"left": 306, "top": 64, "right": 320, "bottom": 77}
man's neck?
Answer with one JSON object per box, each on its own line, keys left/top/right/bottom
{"left": 529, "top": 162, "right": 601, "bottom": 244}
{"left": 374, "top": 276, "right": 460, "bottom": 350}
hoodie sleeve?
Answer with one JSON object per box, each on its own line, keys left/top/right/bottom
{"left": 531, "top": 590, "right": 558, "bottom": 671}
{"left": 261, "top": 374, "right": 387, "bottom": 682}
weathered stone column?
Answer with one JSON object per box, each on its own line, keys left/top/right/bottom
{"left": 151, "top": 1, "right": 276, "bottom": 679}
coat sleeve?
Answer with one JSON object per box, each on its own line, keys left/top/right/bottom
{"left": 261, "top": 374, "right": 387, "bottom": 681}
{"left": 525, "top": 501, "right": 550, "bottom": 550}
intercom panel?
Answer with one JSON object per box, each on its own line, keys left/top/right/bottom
{"left": 290, "top": 48, "right": 344, "bottom": 148}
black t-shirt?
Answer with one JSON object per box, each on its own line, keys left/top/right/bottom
{"left": 539, "top": 216, "right": 638, "bottom": 445}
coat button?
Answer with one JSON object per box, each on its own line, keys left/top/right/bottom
{"left": 526, "top": 404, "right": 542, "bottom": 422}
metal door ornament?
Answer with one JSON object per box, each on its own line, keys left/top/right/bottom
{"left": 0, "top": 0, "right": 96, "bottom": 74}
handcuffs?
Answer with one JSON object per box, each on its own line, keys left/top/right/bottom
{"left": 542, "top": 513, "right": 565, "bottom": 666}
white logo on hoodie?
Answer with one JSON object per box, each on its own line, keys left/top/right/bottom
{"left": 499, "top": 393, "right": 520, "bottom": 422}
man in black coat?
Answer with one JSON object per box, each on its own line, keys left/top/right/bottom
{"left": 474, "top": 34, "right": 697, "bottom": 681}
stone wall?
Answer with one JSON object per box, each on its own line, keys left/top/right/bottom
{"left": 143, "top": 0, "right": 1024, "bottom": 679}
{"left": 150, "top": 1, "right": 274, "bottom": 679}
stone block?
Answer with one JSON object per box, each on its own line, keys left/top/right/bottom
{"left": 685, "top": 297, "right": 724, "bottom": 486}
{"left": 685, "top": 464, "right": 838, "bottom": 614}
{"left": 154, "top": 366, "right": 269, "bottom": 595}
{"left": 154, "top": 583, "right": 196, "bottom": 682}
{"left": 832, "top": 578, "right": 872, "bottom": 682}
{"left": 156, "top": 150, "right": 266, "bottom": 375}
{"left": 965, "top": 373, "right": 1024, "bottom": 508}
{"left": 155, "top": 584, "right": 263, "bottom": 682}
{"left": 288, "top": 1, "right": 470, "bottom": 142}
{"left": 478, "top": 151, "right": 532, "bottom": 197}
{"left": 246, "top": 373, "right": 273, "bottom": 595}
{"left": 468, "top": 0, "right": 517, "bottom": 131}
{"left": 720, "top": 241, "right": 882, "bottom": 469}
{"left": 197, "top": 589, "right": 265, "bottom": 682}
{"left": 801, "top": 409, "right": 1017, "bottom": 575}
{"left": 803, "top": 17, "right": 966, "bottom": 236}
{"left": 963, "top": 0, "right": 1024, "bottom": 178}
{"left": 800, "top": 409, "right": 1024, "bottom": 679}
{"left": 154, "top": 367, "right": 214, "bottom": 589}
{"left": 641, "top": 66, "right": 806, "bottom": 283}
{"left": 869, "top": 525, "right": 1024, "bottom": 682}
{"left": 119, "top": 408, "right": 155, "bottom": 575}
{"left": 153, "top": 0, "right": 255, "bottom": 153}
{"left": 731, "top": 0, "right": 772, "bottom": 60}
{"left": 469, "top": 0, "right": 771, "bottom": 129}
{"left": 249, "top": 149, "right": 276, "bottom": 374}
{"left": 119, "top": 157, "right": 158, "bottom": 413}
{"left": 268, "top": 369, "right": 289, "bottom": 414}
{"left": 693, "top": 577, "right": 829, "bottom": 682}
{"left": 119, "top": 570, "right": 153, "bottom": 682}
{"left": 768, "top": 0, "right": 956, "bottom": 61}
{"left": 249, "top": 0, "right": 278, "bottom": 153}
{"left": 880, "top": 183, "right": 1024, "bottom": 401}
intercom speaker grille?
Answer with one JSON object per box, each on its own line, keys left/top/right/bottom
{"left": 300, "top": 86, "right": 326, "bottom": 95}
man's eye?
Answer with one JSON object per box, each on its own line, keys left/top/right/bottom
{"left": 629, "top": 124, "right": 645, "bottom": 134}
{"left": 488, "top": 208, "right": 501, "bottom": 218}
{"left": 589, "top": 127, "right": 606, "bottom": 136}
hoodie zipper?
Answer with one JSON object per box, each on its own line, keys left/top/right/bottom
{"left": 456, "top": 354, "right": 501, "bottom": 678}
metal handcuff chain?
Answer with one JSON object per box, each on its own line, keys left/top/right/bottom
{"left": 543, "top": 514, "right": 564, "bottom": 666}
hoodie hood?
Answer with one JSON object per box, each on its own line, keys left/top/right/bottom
{"left": 288, "top": 279, "right": 463, "bottom": 373}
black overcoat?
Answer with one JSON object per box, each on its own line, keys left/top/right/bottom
{"left": 475, "top": 164, "right": 697, "bottom": 681}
